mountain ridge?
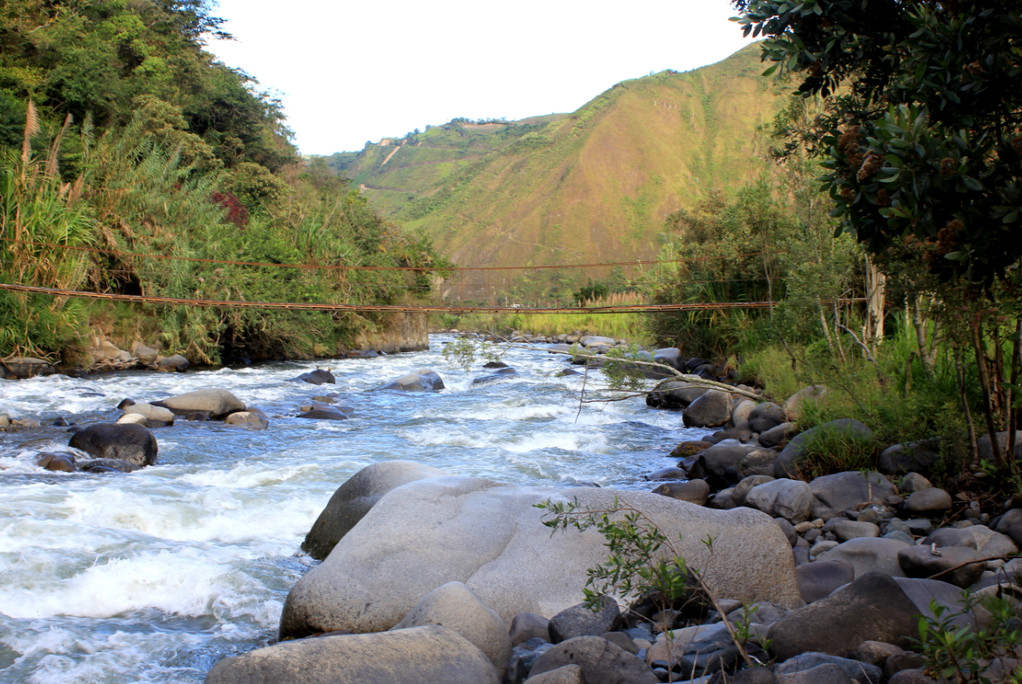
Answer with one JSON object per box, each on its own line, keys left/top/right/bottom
{"left": 326, "top": 44, "right": 787, "bottom": 300}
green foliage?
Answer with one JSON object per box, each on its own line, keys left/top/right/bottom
{"left": 735, "top": 0, "right": 1022, "bottom": 288}
{"left": 536, "top": 496, "right": 761, "bottom": 678}
{"left": 915, "top": 595, "right": 1022, "bottom": 683}
{"left": 536, "top": 496, "right": 698, "bottom": 619}
{"left": 440, "top": 336, "right": 504, "bottom": 371}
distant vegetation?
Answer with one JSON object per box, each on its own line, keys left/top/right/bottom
{"left": 0, "top": 0, "right": 446, "bottom": 365}
{"left": 321, "top": 45, "right": 788, "bottom": 304}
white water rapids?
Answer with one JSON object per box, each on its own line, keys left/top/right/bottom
{"left": 0, "top": 335, "right": 709, "bottom": 682}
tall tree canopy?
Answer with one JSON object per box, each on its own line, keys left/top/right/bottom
{"left": 733, "top": 0, "right": 1021, "bottom": 288}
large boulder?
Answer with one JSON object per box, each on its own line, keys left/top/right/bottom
{"left": 68, "top": 423, "right": 158, "bottom": 467}
{"left": 281, "top": 475, "right": 802, "bottom": 640}
{"left": 301, "top": 460, "right": 447, "bottom": 560}
{"left": 744, "top": 479, "right": 815, "bottom": 523}
{"left": 153, "top": 388, "right": 245, "bottom": 419}
{"left": 205, "top": 625, "right": 499, "bottom": 684}
{"left": 814, "top": 537, "right": 910, "bottom": 578}
{"left": 646, "top": 380, "right": 708, "bottom": 409}
{"left": 295, "top": 368, "right": 335, "bottom": 385}
{"left": 768, "top": 572, "right": 920, "bottom": 661}
{"left": 528, "top": 636, "right": 658, "bottom": 684}
{"left": 393, "top": 581, "right": 511, "bottom": 676}
{"left": 683, "top": 389, "right": 733, "bottom": 428}
{"left": 373, "top": 369, "right": 445, "bottom": 391}
{"left": 809, "top": 470, "right": 895, "bottom": 520}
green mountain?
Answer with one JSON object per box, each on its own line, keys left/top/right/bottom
{"left": 327, "top": 44, "right": 788, "bottom": 300}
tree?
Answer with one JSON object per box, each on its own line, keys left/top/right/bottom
{"left": 733, "top": 0, "right": 1021, "bottom": 286}
{"left": 734, "top": 0, "right": 1021, "bottom": 467}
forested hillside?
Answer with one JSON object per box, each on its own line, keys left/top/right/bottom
{"left": 326, "top": 44, "right": 787, "bottom": 300}
{"left": 0, "top": 0, "right": 444, "bottom": 366}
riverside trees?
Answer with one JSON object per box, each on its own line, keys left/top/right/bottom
{"left": 0, "top": 1, "right": 446, "bottom": 364}
{"left": 731, "top": 1, "right": 1021, "bottom": 468}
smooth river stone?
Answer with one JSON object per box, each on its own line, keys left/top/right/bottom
{"left": 280, "top": 474, "right": 802, "bottom": 639}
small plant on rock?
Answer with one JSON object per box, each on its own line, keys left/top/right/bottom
{"left": 915, "top": 593, "right": 1022, "bottom": 683}
{"left": 536, "top": 496, "right": 762, "bottom": 680}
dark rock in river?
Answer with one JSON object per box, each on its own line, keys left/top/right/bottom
{"left": 1, "top": 357, "right": 57, "bottom": 379}
{"left": 68, "top": 423, "right": 158, "bottom": 467}
{"left": 471, "top": 367, "right": 517, "bottom": 386}
{"left": 295, "top": 368, "right": 335, "bottom": 385}
{"left": 79, "top": 457, "right": 141, "bottom": 473}
{"left": 35, "top": 451, "right": 77, "bottom": 472}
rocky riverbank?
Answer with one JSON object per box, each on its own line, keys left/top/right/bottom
{"left": 193, "top": 336, "right": 1022, "bottom": 684}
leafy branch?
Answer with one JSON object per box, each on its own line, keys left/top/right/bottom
{"left": 535, "top": 496, "right": 760, "bottom": 678}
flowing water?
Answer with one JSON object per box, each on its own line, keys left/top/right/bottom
{"left": 0, "top": 335, "right": 708, "bottom": 683}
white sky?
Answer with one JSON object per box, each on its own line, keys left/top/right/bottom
{"left": 206, "top": 1, "right": 754, "bottom": 155}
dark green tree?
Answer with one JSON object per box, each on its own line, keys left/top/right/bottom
{"left": 734, "top": 0, "right": 1021, "bottom": 466}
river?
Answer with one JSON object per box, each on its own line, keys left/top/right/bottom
{"left": 0, "top": 335, "right": 707, "bottom": 683}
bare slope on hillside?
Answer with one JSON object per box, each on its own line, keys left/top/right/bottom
{"left": 331, "top": 44, "right": 786, "bottom": 296}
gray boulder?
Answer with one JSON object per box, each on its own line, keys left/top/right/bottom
{"left": 815, "top": 537, "right": 911, "bottom": 578}
{"left": 373, "top": 369, "right": 445, "bottom": 391}
{"left": 154, "top": 388, "right": 244, "bottom": 419}
{"left": 652, "top": 347, "right": 683, "bottom": 370}
{"left": 978, "top": 430, "right": 1022, "bottom": 463}
{"left": 549, "top": 596, "right": 620, "bottom": 643}
{"left": 295, "top": 368, "right": 335, "bottom": 385}
{"left": 35, "top": 452, "right": 77, "bottom": 472}
{"left": 768, "top": 572, "right": 919, "bottom": 661}
{"left": 528, "top": 636, "right": 658, "bottom": 684}
{"left": 796, "top": 559, "right": 856, "bottom": 603}
{"left": 155, "top": 354, "right": 189, "bottom": 372}
{"left": 731, "top": 399, "right": 757, "bottom": 428}
{"left": 130, "top": 342, "right": 159, "bottom": 365}
{"left": 694, "top": 443, "right": 760, "bottom": 485}
{"left": 579, "top": 335, "right": 616, "bottom": 349}
{"left": 302, "top": 460, "right": 446, "bottom": 560}
{"left": 809, "top": 471, "right": 894, "bottom": 520}
{"left": 646, "top": 380, "right": 708, "bottom": 409}
{"left": 281, "top": 475, "right": 802, "bottom": 640}
{"left": 897, "top": 545, "right": 986, "bottom": 587}
{"left": 744, "top": 479, "right": 815, "bottom": 523}
{"left": 1, "top": 356, "right": 57, "bottom": 379}
{"left": 393, "top": 581, "right": 510, "bottom": 675}
{"left": 901, "top": 488, "right": 952, "bottom": 515}
{"left": 749, "top": 402, "right": 786, "bottom": 434}
{"left": 774, "top": 652, "right": 881, "bottom": 684}
{"left": 651, "top": 479, "right": 710, "bottom": 506}
{"left": 204, "top": 625, "right": 498, "bottom": 684}
{"left": 683, "top": 389, "right": 733, "bottom": 428}
{"left": 524, "top": 664, "right": 585, "bottom": 683}
{"left": 68, "top": 423, "right": 158, "bottom": 467}
{"left": 759, "top": 421, "right": 796, "bottom": 448}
